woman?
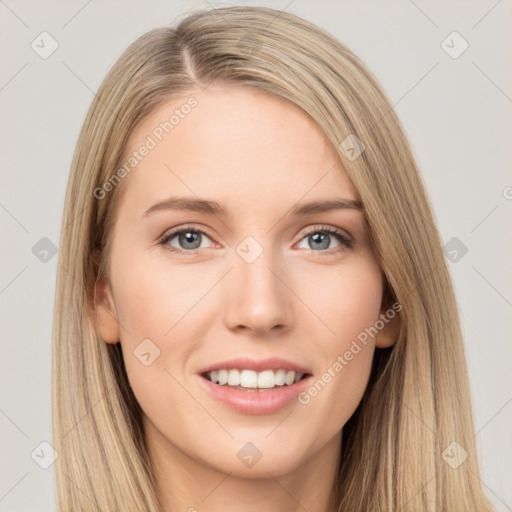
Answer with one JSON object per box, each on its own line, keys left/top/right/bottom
{"left": 52, "top": 5, "right": 496, "bottom": 511}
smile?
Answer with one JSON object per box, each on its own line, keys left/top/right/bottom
{"left": 198, "top": 371, "right": 312, "bottom": 415}
{"left": 204, "top": 368, "right": 307, "bottom": 390}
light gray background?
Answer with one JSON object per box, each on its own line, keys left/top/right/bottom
{"left": 1, "top": 1, "right": 511, "bottom": 510}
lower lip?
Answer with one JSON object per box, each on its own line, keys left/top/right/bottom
{"left": 197, "top": 374, "right": 312, "bottom": 415}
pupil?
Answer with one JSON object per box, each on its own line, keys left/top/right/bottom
{"left": 180, "top": 231, "right": 201, "bottom": 249}
{"left": 311, "top": 232, "right": 329, "bottom": 250}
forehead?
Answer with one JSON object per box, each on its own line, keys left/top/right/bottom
{"left": 119, "top": 86, "right": 358, "bottom": 212}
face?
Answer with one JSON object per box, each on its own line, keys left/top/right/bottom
{"left": 93, "top": 85, "right": 397, "bottom": 480}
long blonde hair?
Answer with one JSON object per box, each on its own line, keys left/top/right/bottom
{"left": 52, "top": 6, "right": 495, "bottom": 511}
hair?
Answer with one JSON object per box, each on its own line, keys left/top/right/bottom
{"left": 52, "top": 5, "right": 496, "bottom": 511}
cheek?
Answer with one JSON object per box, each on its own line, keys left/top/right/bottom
{"left": 292, "top": 258, "right": 382, "bottom": 433}
{"left": 110, "top": 252, "right": 209, "bottom": 430}
{"left": 111, "top": 246, "right": 212, "bottom": 344}
{"left": 296, "top": 256, "right": 384, "bottom": 341}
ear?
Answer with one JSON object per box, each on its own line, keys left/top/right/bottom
{"left": 374, "top": 285, "right": 401, "bottom": 349}
{"left": 90, "top": 255, "right": 120, "bottom": 345}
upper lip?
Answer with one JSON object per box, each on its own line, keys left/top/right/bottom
{"left": 197, "top": 357, "right": 312, "bottom": 375}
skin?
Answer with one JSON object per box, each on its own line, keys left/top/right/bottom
{"left": 92, "top": 85, "right": 399, "bottom": 512}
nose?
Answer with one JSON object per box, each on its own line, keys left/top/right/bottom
{"left": 223, "top": 247, "right": 292, "bottom": 336}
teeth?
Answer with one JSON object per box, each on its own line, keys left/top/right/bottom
{"left": 206, "top": 369, "right": 306, "bottom": 389}
{"left": 241, "top": 369, "right": 258, "bottom": 388}
{"left": 218, "top": 369, "right": 228, "bottom": 385}
{"left": 257, "top": 370, "right": 274, "bottom": 389}
{"left": 275, "top": 369, "right": 286, "bottom": 386}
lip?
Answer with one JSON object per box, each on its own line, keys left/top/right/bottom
{"left": 197, "top": 357, "right": 311, "bottom": 375}
{"left": 197, "top": 373, "right": 313, "bottom": 415}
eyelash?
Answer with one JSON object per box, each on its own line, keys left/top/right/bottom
{"left": 159, "top": 224, "right": 353, "bottom": 256}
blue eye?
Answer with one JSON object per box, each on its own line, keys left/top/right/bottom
{"left": 160, "top": 226, "right": 213, "bottom": 254}
{"left": 297, "top": 227, "right": 353, "bottom": 253}
{"left": 160, "top": 224, "right": 353, "bottom": 255}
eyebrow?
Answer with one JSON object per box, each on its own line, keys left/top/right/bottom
{"left": 142, "top": 196, "right": 363, "bottom": 218}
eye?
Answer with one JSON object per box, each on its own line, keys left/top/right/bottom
{"left": 296, "top": 225, "right": 353, "bottom": 253}
{"left": 160, "top": 225, "right": 215, "bottom": 255}
{"left": 159, "top": 224, "right": 353, "bottom": 256}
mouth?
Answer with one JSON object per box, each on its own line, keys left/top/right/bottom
{"left": 196, "top": 357, "right": 313, "bottom": 414}
{"left": 197, "top": 361, "right": 313, "bottom": 415}
{"left": 200, "top": 368, "right": 311, "bottom": 392}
